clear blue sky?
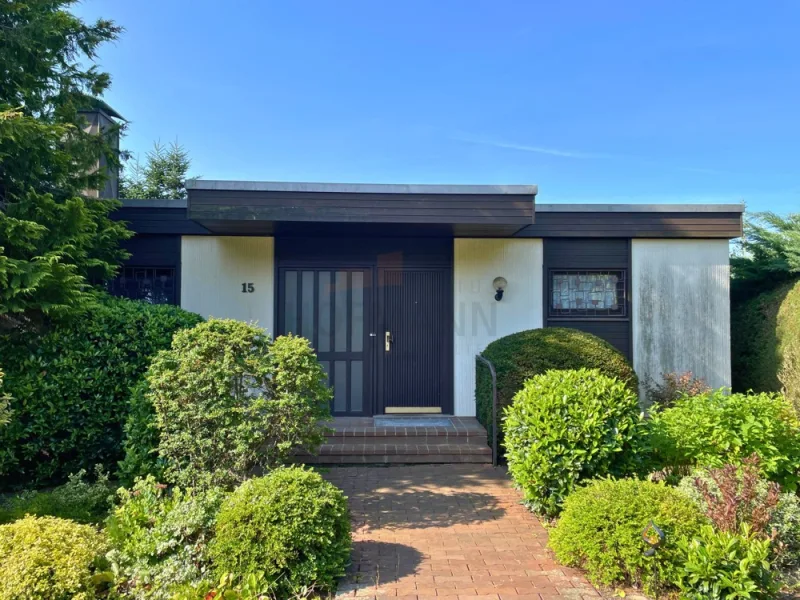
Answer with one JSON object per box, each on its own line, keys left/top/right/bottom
{"left": 74, "top": 0, "right": 800, "bottom": 211}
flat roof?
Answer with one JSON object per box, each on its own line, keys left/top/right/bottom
{"left": 537, "top": 203, "right": 744, "bottom": 213}
{"left": 186, "top": 180, "right": 538, "bottom": 196}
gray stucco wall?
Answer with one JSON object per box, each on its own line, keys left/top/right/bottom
{"left": 632, "top": 240, "right": 731, "bottom": 398}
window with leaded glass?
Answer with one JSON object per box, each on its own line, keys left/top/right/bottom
{"left": 107, "top": 267, "right": 176, "bottom": 305}
{"left": 549, "top": 270, "right": 626, "bottom": 317}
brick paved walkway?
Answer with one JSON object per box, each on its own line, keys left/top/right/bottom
{"left": 325, "top": 465, "right": 638, "bottom": 600}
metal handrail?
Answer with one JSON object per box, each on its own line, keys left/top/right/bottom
{"left": 476, "top": 353, "right": 498, "bottom": 467}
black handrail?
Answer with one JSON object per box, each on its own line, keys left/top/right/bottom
{"left": 476, "top": 353, "right": 498, "bottom": 467}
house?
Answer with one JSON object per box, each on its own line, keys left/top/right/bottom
{"left": 112, "top": 180, "right": 743, "bottom": 422}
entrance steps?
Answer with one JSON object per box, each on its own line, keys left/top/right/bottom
{"left": 299, "top": 416, "right": 492, "bottom": 465}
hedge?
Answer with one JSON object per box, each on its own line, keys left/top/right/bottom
{"left": 732, "top": 278, "right": 800, "bottom": 413}
{"left": 0, "top": 297, "right": 202, "bottom": 488}
{"left": 476, "top": 327, "right": 638, "bottom": 451}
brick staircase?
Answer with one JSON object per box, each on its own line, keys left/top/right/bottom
{"left": 299, "top": 416, "right": 492, "bottom": 465}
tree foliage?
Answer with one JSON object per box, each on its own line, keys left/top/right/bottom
{"left": 732, "top": 211, "right": 800, "bottom": 298}
{"left": 0, "top": 1, "right": 131, "bottom": 322}
{"left": 120, "top": 141, "right": 193, "bottom": 200}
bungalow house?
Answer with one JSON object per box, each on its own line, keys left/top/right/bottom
{"left": 111, "top": 180, "right": 742, "bottom": 462}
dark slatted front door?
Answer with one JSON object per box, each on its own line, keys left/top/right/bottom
{"left": 279, "top": 268, "right": 372, "bottom": 415}
{"left": 378, "top": 268, "right": 452, "bottom": 413}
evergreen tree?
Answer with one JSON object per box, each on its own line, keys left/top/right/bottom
{"left": 120, "top": 141, "right": 193, "bottom": 200}
{"left": 732, "top": 211, "right": 800, "bottom": 297}
{"left": 0, "top": 1, "right": 131, "bottom": 323}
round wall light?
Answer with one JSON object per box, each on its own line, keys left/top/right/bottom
{"left": 493, "top": 276, "right": 508, "bottom": 301}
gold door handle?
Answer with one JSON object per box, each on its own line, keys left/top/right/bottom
{"left": 385, "top": 331, "right": 392, "bottom": 352}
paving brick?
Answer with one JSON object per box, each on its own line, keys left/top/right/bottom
{"left": 323, "top": 465, "right": 630, "bottom": 600}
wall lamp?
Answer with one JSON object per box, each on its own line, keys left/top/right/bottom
{"left": 493, "top": 277, "right": 507, "bottom": 301}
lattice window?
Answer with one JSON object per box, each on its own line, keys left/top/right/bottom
{"left": 550, "top": 270, "right": 626, "bottom": 317}
{"left": 108, "top": 267, "right": 176, "bottom": 305}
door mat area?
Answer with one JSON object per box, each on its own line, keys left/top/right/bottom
{"left": 373, "top": 417, "right": 453, "bottom": 428}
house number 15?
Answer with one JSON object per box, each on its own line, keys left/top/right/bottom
{"left": 241, "top": 283, "right": 255, "bottom": 293}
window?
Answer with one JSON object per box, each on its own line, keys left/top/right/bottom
{"left": 549, "top": 270, "right": 626, "bottom": 318}
{"left": 107, "top": 267, "right": 176, "bottom": 305}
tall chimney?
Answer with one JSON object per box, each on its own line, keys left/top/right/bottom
{"left": 79, "top": 101, "right": 124, "bottom": 199}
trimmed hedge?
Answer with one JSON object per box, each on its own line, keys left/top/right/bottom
{"left": 210, "top": 466, "right": 351, "bottom": 597}
{"left": 0, "top": 516, "right": 110, "bottom": 599}
{"left": 0, "top": 297, "right": 202, "bottom": 488}
{"left": 476, "top": 328, "right": 638, "bottom": 450}
{"left": 549, "top": 478, "right": 706, "bottom": 596}
{"left": 504, "top": 369, "right": 645, "bottom": 516}
{"left": 732, "top": 278, "right": 800, "bottom": 413}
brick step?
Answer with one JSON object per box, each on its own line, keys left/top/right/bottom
{"left": 325, "top": 434, "right": 488, "bottom": 445}
{"left": 326, "top": 428, "right": 486, "bottom": 439}
{"left": 299, "top": 440, "right": 493, "bottom": 465}
{"left": 305, "top": 453, "right": 492, "bottom": 464}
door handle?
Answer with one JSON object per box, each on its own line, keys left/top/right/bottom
{"left": 385, "top": 331, "right": 392, "bottom": 352}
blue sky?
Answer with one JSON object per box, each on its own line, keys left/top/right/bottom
{"left": 74, "top": 0, "right": 800, "bottom": 211}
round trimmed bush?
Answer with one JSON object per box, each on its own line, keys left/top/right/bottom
{"left": 549, "top": 478, "right": 707, "bottom": 596}
{"left": 648, "top": 389, "right": 800, "bottom": 489}
{"left": 148, "top": 319, "right": 332, "bottom": 489}
{"left": 0, "top": 297, "right": 202, "bottom": 487}
{"left": 504, "top": 368, "right": 645, "bottom": 516}
{"left": 0, "top": 515, "right": 110, "bottom": 599}
{"left": 476, "top": 328, "right": 638, "bottom": 451}
{"left": 210, "top": 466, "right": 351, "bottom": 597}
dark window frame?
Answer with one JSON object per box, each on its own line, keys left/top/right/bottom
{"left": 548, "top": 268, "right": 628, "bottom": 319}
{"left": 107, "top": 266, "right": 177, "bottom": 305}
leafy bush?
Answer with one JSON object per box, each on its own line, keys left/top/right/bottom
{"left": 0, "top": 369, "right": 11, "bottom": 427}
{"left": 0, "top": 297, "right": 202, "bottom": 487}
{"left": 0, "top": 515, "right": 111, "bottom": 599}
{"left": 476, "top": 327, "right": 638, "bottom": 451}
{"left": 105, "top": 475, "right": 225, "bottom": 599}
{"left": 148, "top": 319, "right": 332, "bottom": 488}
{"left": 644, "top": 371, "right": 711, "bottom": 409}
{"left": 648, "top": 389, "right": 800, "bottom": 490}
{"left": 0, "top": 466, "right": 113, "bottom": 525}
{"left": 675, "top": 525, "right": 777, "bottom": 599}
{"left": 117, "top": 380, "right": 166, "bottom": 486}
{"left": 679, "top": 464, "right": 800, "bottom": 575}
{"left": 732, "top": 278, "right": 800, "bottom": 413}
{"left": 549, "top": 478, "right": 707, "bottom": 595}
{"left": 504, "top": 368, "right": 645, "bottom": 516}
{"left": 210, "top": 466, "right": 351, "bottom": 598}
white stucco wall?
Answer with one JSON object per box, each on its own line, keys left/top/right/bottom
{"left": 181, "top": 236, "right": 275, "bottom": 333}
{"left": 632, "top": 239, "right": 731, "bottom": 395}
{"left": 453, "top": 238, "right": 543, "bottom": 416}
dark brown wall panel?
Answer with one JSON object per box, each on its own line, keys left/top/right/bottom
{"left": 543, "top": 239, "right": 632, "bottom": 360}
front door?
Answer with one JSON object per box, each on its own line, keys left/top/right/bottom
{"left": 279, "top": 268, "right": 372, "bottom": 415}
{"left": 378, "top": 268, "right": 453, "bottom": 414}
{"left": 276, "top": 237, "right": 454, "bottom": 416}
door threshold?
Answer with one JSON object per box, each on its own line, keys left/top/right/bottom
{"left": 384, "top": 407, "right": 442, "bottom": 414}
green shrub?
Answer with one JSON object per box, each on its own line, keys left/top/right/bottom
{"left": 648, "top": 389, "right": 800, "bottom": 490}
{"left": 0, "top": 297, "right": 202, "bottom": 488}
{"left": 0, "top": 466, "right": 113, "bottom": 525}
{"left": 476, "top": 328, "right": 638, "bottom": 451}
{"left": 149, "top": 320, "right": 332, "bottom": 488}
{"left": 504, "top": 368, "right": 645, "bottom": 516}
{"left": 549, "top": 478, "right": 707, "bottom": 596}
{"left": 675, "top": 525, "right": 777, "bottom": 599}
{"left": 210, "top": 466, "right": 351, "bottom": 598}
{"left": 0, "top": 515, "right": 111, "bottom": 599}
{"left": 105, "top": 475, "right": 225, "bottom": 599}
{"left": 679, "top": 467, "right": 800, "bottom": 576}
{"left": 117, "top": 379, "right": 166, "bottom": 486}
{"left": 732, "top": 278, "right": 800, "bottom": 413}
{"left": 0, "top": 369, "right": 11, "bottom": 428}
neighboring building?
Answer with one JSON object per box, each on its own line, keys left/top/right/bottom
{"left": 111, "top": 181, "right": 743, "bottom": 417}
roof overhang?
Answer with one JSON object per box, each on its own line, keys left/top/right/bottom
{"left": 186, "top": 180, "right": 538, "bottom": 237}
